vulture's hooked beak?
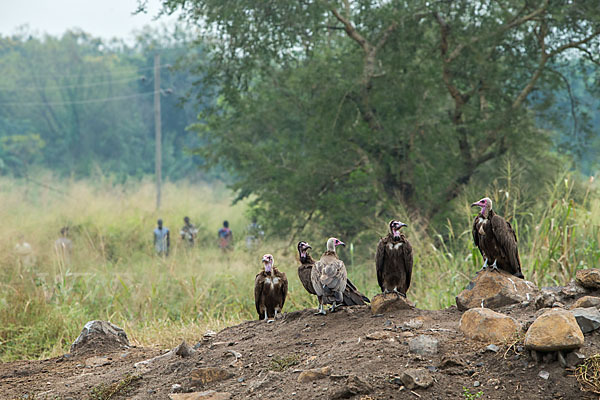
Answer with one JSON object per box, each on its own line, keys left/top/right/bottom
{"left": 306, "top": 245, "right": 312, "bottom": 250}
{"left": 339, "top": 241, "right": 346, "bottom": 247}
{"left": 470, "top": 202, "right": 480, "bottom": 208}
{"left": 399, "top": 223, "right": 408, "bottom": 228}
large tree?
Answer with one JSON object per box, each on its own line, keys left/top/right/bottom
{"left": 155, "top": 0, "right": 600, "bottom": 237}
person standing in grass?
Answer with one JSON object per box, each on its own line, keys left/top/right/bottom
{"left": 180, "top": 216, "right": 198, "bottom": 248}
{"left": 154, "top": 219, "right": 170, "bottom": 256}
{"left": 218, "top": 220, "right": 233, "bottom": 251}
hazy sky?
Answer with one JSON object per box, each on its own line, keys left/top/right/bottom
{"left": 0, "top": 0, "right": 179, "bottom": 40}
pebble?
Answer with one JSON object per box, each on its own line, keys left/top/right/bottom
{"left": 539, "top": 370, "right": 550, "bottom": 380}
{"left": 485, "top": 344, "right": 500, "bottom": 353}
{"left": 473, "top": 381, "right": 481, "bottom": 387}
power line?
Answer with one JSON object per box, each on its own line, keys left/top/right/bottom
{"left": 0, "top": 75, "right": 149, "bottom": 93}
{"left": 0, "top": 90, "right": 163, "bottom": 107}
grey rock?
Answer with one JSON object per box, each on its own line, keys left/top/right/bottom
{"left": 401, "top": 368, "right": 434, "bottom": 390}
{"left": 409, "top": 335, "right": 438, "bottom": 356}
{"left": 570, "top": 307, "right": 600, "bottom": 333}
{"left": 473, "top": 381, "right": 480, "bottom": 387}
{"left": 330, "top": 375, "right": 373, "bottom": 399}
{"left": 485, "top": 344, "right": 500, "bottom": 353}
{"left": 539, "top": 370, "right": 549, "bottom": 380}
{"left": 70, "top": 320, "right": 129, "bottom": 353}
{"left": 565, "top": 352, "right": 586, "bottom": 368}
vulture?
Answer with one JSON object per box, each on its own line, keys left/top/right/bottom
{"left": 297, "top": 241, "right": 369, "bottom": 306}
{"left": 471, "top": 197, "right": 524, "bottom": 279}
{"left": 375, "top": 220, "right": 413, "bottom": 297}
{"left": 254, "top": 254, "right": 288, "bottom": 322}
{"left": 311, "top": 237, "right": 348, "bottom": 314}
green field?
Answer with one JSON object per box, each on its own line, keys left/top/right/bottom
{"left": 1, "top": 173, "right": 598, "bottom": 361}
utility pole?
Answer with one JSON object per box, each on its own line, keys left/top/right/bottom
{"left": 154, "top": 53, "right": 162, "bottom": 210}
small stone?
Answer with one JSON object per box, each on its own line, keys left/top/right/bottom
{"left": 190, "top": 368, "right": 234, "bottom": 387}
{"left": 408, "top": 335, "right": 438, "bottom": 356}
{"left": 384, "top": 320, "right": 393, "bottom": 327}
{"left": 171, "top": 384, "right": 183, "bottom": 393}
{"left": 524, "top": 309, "right": 584, "bottom": 351}
{"left": 460, "top": 308, "right": 522, "bottom": 343}
{"left": 84, "top": 356, "right": 110, "bottom": 367}
{"left": 370, "top": 293, "right": 414, "bottom": 314}
{"left": 403, "top": 318, "right": 425, "bottom": 330}
{"left": 570, "top": 307, "right": 600, "bottom": 333}
{"left": 169, "top": 392, "right": 232, "bottom": 400}
{"left": 366, "top": 331, "right": 395, "bottom": 340}
{"left": 439, "top": 355, "right": 466, "bottom": 369}
{"left": 297, "top": 366, "right": 331, "bottom": 383}
{"left": 564, "top": 352, "right": 586, "bottom": 368}
{"left": 570, "top": 296, "right": 600, "bottom": 309}
{"left": 174, "top": 340, "right": 195, "bottom": 358}
{"left": 576, "top": 269, "right": 600, "bottom": 290}
{"left": 473, "top": 381, "right": 481, "bottom": 387}
{"left": 237, "top": 377, "right": 244, "bottom": 383}
{"left": 485, "top": 344, "right": 500, "bottom": 353}
{"left": 538, "top": 371, "right": 549, "bottom": 380}
{"left": 329, "top": 375, "right": 373, "bottom": 399}
{"left": 400, "top": 368, "right": 434, "bottom": 390}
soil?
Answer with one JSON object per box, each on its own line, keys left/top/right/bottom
{"left": 2, "top": 293, "right": 600, "bottom": 399}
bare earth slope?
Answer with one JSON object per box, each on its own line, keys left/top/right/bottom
{"left": 2, "top": 295, "right": 600, "bottom": 399}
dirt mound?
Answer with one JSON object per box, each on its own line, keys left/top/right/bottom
{"left": 2, "top": 294, "right": 600, "bottom": 399}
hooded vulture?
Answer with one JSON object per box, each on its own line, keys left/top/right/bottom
{"left": 254, "top": 254, "right": 288, "bottom": 322}
{"left": 298, "top": 241, "right": 369, "bottom": 306}
{"left": 311, "top": 237, "right": 348, "bottom": 314}
{"left": 471, "top": 197, "right": 524, "bottom": 279}
{"left": 375, "top": 220, "right": 413, "bottom": 297}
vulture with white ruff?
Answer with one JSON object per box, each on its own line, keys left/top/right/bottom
{"left": 311, "top": 237, "right": 347, "bottom": 314}
{"left": 375, "top": 220, "right": 413, "bottom": 297}
{"left": 298, "top": 241, "right": 369, "bottom": 306}
{"left": 254, "top": 254, "right": 288, "bottom": 322}
{"left": 471, "top": 197, "right": 524, "bottom": 279}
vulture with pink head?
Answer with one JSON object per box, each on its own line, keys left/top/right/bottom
{"left": 297, "top": 241, "right": 369, "bottom": 306}
{"left": 375, "top": 220, "right": 413, "bottom": 297}
{"left": 254, "top": 254, "right": 288, "bottom": 322}
{"left": 311, "top": 237, "right": 348, "bottom": 314}
{"left": 471, "top": 197, "right": 524, "bottom": 279}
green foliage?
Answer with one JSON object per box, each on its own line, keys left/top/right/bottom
{"left": 160, "top": 0, "right": 600, "bottom": 237}
{"left": 0, "top": 26, "right": 208, "bottom": 179}
{"left": 269, "top": 355, "right": 300, "bottom": 372}
{"left": 463, "top": 387, "right": 483, "bottom": 400}
{"left": 90, "top": 374, "right": 141, "bottom": 400}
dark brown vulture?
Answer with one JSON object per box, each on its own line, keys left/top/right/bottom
{"left": 254, "top": 254, "right": 288, "bottom": 322}
{"left": 311, "top": 237, "right": 347, "bottom": 314}
{"left": 471, "top": 197, "right": 524, "bottom": 279}
{"left": 375, "top": 220, "right": 413, "bottom": 297}
{"left": 297, "top": 241, "right": 369, "bottom": 306}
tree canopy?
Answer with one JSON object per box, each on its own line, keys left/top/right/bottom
{"left": 155, "top": 0, "right": 600, "bottom": 237}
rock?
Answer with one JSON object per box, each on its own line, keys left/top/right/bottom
{"left": 84, "top": 356, "right": 110, "bottom": 367}
{"left": 570, "top": 307, "right": 600, "bottom": 333}
{"left": 459, "top": 308, "right": 522, "bottom": 343}
{"left": 366, "top": 331, "right": 395, "bottom": 340}
{"left": 571, "top": 296, "right": 600, "bottom": 309}
{"left": 576, "top": 269, "right": 600, "bottom": 290}
{"left": 134, "top": 350, "right": 175, "bottom": 371}
{"left": 169, "top": 391, "right": 231, "bottom": 400}
{"left": 564, "top": 351, "right": 586, "bottom": 368}
{"left": 70, "top": 320, "right": 129, "bottom": 353}
{"left": 485, "top": 344, "right": 500, "bottom": 353}
{"left": 247, "top": 371, "right": 280, "bottom": 393}
{"left": 538, "top": 371, "right": 549, "bottom": 380}
{"left": 371, "top": 293, "right": 414, "bottom": 314}
{"left": 400, "top": 368, "right": 434, "bottom": 390}
{"left": 408, "top": 335, "right": 438, "bottom": 356}
{"left": 403, "top": 318, "right": 424, "bottom": 330}
{"left": 439, "top": 355, "right": 466, "bottom": 369}
{"left": 456, "top": 270, "right": 539, "bottom": 311}
{"left": 561, "top": 280, "right": 588, "bottom": 298}
{"left": 190, "top": 368, "right": 234, "bottom": 387}
{"left": 473, "top": 381, "right": 480, "bottom": 387}
{"left": 524, "top": 309, "right": 584, "bottom": 351}
{"left": 329, "top": 375, "right": 373, "bottom": 399}
{"left": 174, "top": 340, "right": 195, "bottom": 357}
{"left": 297, "top": 366, "right": 331, "bottom": 383}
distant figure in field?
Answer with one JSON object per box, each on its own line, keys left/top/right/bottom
{"left": 245, "top": 217, "right": 264, "bottom": 249}
{"left": 54, "top": 226, "right": 73, "bottom": 265}
{"left": 218, "top": 220, "right": 233, "bottom": 251}
{"left": 154, "top": 219, "right": 170, "bottom": 256}
{"left": 180, "top": 216, "right": 198, "bottom": 248}
{"left": 15, "top": 233, "right": 35, "bottom": 268}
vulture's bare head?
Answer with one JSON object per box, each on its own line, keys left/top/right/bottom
{"left": 471, "top": 197, "right": 493, "bottom": 217}
{"left": 326, "top": 237, "right": 345, "bottom": 252}
{"left": 262, "top": 253, "right": 274, "bottom": 273}
{"left": 389, "top": 220, "right": 407, "bottom": 240}
{"left": 297, "top": 241, "right": 312, "bottom": 259}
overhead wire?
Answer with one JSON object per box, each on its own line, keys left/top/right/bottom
{"left": 0, "top": 90, "right": 165, "bottom": 107}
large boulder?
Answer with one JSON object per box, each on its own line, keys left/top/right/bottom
{"left": 456, "top": 270, "right": 539, "bottom": 311}
{"left": 371, "top": 293, "right": 414, "bottom": 314}
{"left": 576, "top": 269, "right": 600, "bottom": 290}
{"left": 570, "top": 307, "right": 600, "bottom": 334}
{"left": 524, "top": 309, "right": 584, "bottom": 351}
{"left": 459, "top": 308, "right": 522, "bottom": 343}
{"left": 70, "top": 320, "right": 129, "bottom": 354}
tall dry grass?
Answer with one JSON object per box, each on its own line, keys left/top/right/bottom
{"left": 0, "top": 171, "right": 598, "bottom": 361}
